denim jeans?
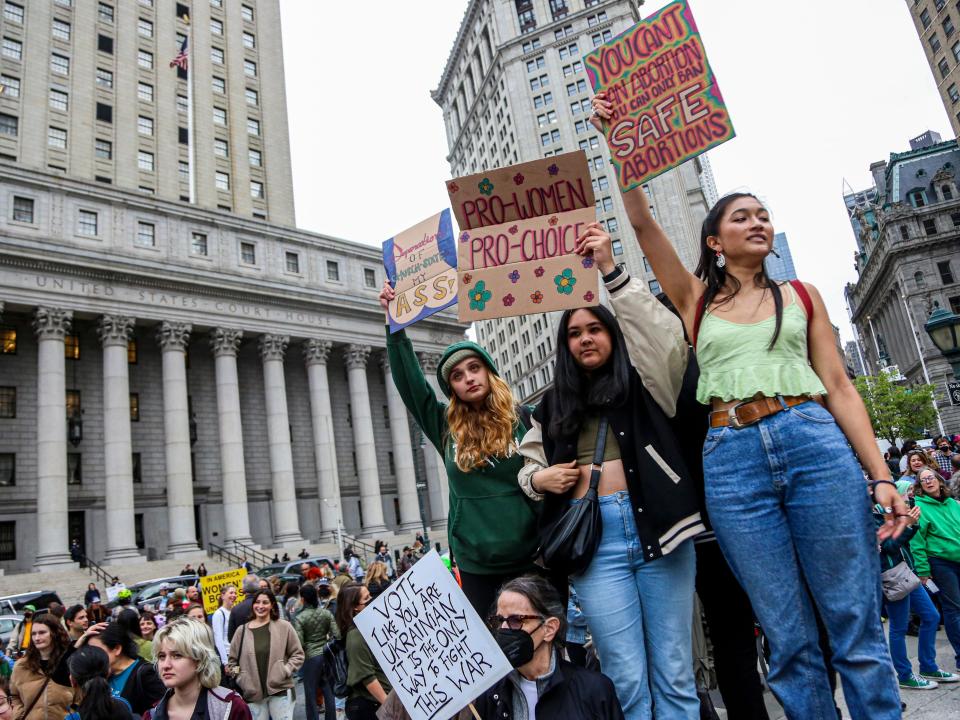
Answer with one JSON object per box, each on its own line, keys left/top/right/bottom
{"left": 929, "top": 556, "right": 960, "bottom": 668}
{"left": 572, "top": 491, "right": 699, "bottom": 720}
{"left": 302, "top": 654, "right": 336, "bottom": 720}
{"left": 249, "top": 691, "right": 294, "bottom": 720}
{"left": 885, "top": 584, "right": 941, "bottom": 679}
{"left": 702, "top": 400, "right": 900, "bottom": 720}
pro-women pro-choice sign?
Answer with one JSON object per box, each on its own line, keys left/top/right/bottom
{"left": 354, "top": 550, "right": 511, "bottom": 720}
{"left": 584, "top": 0, "right": 735, "bottom": 191}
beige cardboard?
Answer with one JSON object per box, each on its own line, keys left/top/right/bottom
{"left": 447, "top": 151, "right": 596, "bottom": 230}
{"left": 458, "top": 254, "right": 599, "bottom": 322}
{"left": 388, "top": 267, "right": 458, "bottom": 328}
{"left": 390, "top": 211, "right": 454, "bottom": 296}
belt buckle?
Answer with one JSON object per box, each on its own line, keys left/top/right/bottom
{"left": 727, "top": 400, "right": 759, "bottom": 430}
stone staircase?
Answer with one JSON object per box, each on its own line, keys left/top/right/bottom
{"left": 0, "top": 527, "right": 444, "bottom": 607}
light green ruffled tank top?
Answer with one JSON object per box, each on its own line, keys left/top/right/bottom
{"left": 695, "top": 284, "right": 827, "bottom": 404}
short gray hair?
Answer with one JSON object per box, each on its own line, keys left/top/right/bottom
{"left": 153, "top": 618, "right": 221, "bottom": 689}
{"left": 241, "top": 574, "right": 260, "bottom": 595}
{"left": 498, "top": 574, "right": 567, "bottom": 646}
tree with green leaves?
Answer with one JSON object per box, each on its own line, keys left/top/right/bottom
{"left": 853, "top": 373, "right": 938, "bottom": 447}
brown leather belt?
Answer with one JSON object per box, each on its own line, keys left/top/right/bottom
{"left": 709, "top": 395, "right": 813, "bottom": 429}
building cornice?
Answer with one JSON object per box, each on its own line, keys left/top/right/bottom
{"left": 432, "top": 0, "right": 485, "bottom": 103}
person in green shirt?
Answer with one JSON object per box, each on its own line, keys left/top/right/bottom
{"left": 336, "top": 584, "right": 390, "bottom": 720}
{"left": 380, "top": 283, "right": 544, "bottom": 618}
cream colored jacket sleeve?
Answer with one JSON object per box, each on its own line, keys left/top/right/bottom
{"left": 516, "top": 269, "right": 688, "bottom": 502}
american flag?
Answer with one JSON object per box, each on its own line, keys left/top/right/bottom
{"left": 169, "top": 34, "right": 188, "bottom": 71}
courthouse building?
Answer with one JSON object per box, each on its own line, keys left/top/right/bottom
{"left": 0, "top": 0, "right": 463, "bottom": 572}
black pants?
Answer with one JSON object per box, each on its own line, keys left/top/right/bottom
{"left": 344, "top": 696, "right": 380, "bottom": 720}
{"left": 303, "top": 654, "right": 336, "bottom": 720}
{"left": 459, "top": 566, "right": 569, "bottom": 619}
{"left": 695, "top": 540, "right": 770, "bottom": 720}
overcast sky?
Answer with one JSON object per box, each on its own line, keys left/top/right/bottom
{"left": 281, "top": 0, "right": 950, "bottom": 343}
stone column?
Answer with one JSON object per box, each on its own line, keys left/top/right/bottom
{"left": 209, "top": 329, "right": 254, "bottom": 546}
{"left": 32, "top": 308, "right": 77, "bottom": 571}
{"left": 258, "top": 334, "right": 304, "bottom": 546}
{"left": 157, "top": 322, "right": 200, "bottom": 557}
{"left": 97, "top": 315, "right": 143, "bottom": 563}
{"left": 418, "top": 352, "right": 449, "bottom": 525}
{"left": 381, "top": 354, "right": 422, "bottom": 530}
{"left": 344, "top": 344, "right": 387, "bottom": 534}
{"left": 303, "top": 339, "right": 341, "bottom": 539}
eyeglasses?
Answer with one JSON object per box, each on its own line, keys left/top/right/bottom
{"left": 487, "top": 614, "right": 543, "bottom": 631}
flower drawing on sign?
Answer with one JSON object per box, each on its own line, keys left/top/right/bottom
{"left": 581, "top": 256, "right": 594, "bottom": 269}
{"left": 508, "top": 269, "right": 520, "bottom": 284}
{"left": 548, "top": 216, "right": 559, "bottom": 227}
{"left": 460, "top": 231, "right": 470, "bottom": 243}
{"left": 534, "top": 266, "right": 545, "bottom": 278}
{"left": 513, "top": 172, "right": 525, "bottom": 185}
{"left": 531, "top": 290, "right": 544, "bottom": 304}
{"left": 554, "top": 268, "right": 577, "bottom": 295}
{"left": 508, "top": 225, "right": 519, "bottom": 235}
{"left": 462, "top": 273, "right": 473, "bottom": 285}
{"left": 547, "top": 163, "right": 559, "bottom": 176}
{"left": 584, "top": 291, "right": 595, "bottom": 302}
{"left": 469, "top": 280, "right": 492, "bottom": 311}
{"left": 478, "top": 178, "right": 495, "bottom": 196}
{"left": 502, "top": 293, "right": 516, "bottom": 307}
{"left": 447, "top": 182, "right": 460, "bottom": 194}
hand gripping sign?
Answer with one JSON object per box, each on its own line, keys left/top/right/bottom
{"left": 583, "top": 0, "right": 735, "bottom": 191}
{"left": 353, "top": 550, "right": 512, "bottom": 720}
{"left": 446, "top": 151, "right": 599, "bottom": 322}
{"left": 383, "top": 209, "right": 458, "bottom": 333}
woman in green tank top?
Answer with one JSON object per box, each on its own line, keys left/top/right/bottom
{"left": 590, "top": 93, "right": 907, "bottom": 720}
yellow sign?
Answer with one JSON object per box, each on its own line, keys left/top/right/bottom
{"left": 199, "top": 568, "right": 247, "bottom": 615}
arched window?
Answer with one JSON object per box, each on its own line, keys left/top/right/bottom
{"left": 914, "top": 270, "right": 926, "bottom": 289}
{"left": 943, "top": 184, "right": 954, "bottom": 201}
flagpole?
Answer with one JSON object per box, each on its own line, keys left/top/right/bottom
{"left": 186, "top": 15, "right": 196, "bottom": 205}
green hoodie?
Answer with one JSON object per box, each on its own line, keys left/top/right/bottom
{"left": 909, "top": 493, "right": 960, "bottom": 576}
{"left": 385, "top": 327, "right": 539, "bottom": 575}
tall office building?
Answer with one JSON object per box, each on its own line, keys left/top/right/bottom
{"left": 432, "top": 0, "right": 712, "bottom": 401}
{"left": 906, "top": 0, "right": 960, "bottom": 138}
{"left": 764, "top": 232, "right": 797, "bottom": 281}
{"left": 0, "top": 0, "right": 295, "bottom": 225}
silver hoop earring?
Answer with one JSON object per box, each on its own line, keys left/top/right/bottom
{"left": 715, "top": 251, "right": 726, "bottom": 269}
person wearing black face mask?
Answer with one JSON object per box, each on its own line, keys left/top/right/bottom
{"left": 472, "top": 575, "right": 623, "bottom": 720}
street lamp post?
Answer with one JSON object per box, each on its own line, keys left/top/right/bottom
{"left": 321, "top": 497, "right": 345, "bottom": 562}
{"left": 924, "top": 302, "right": 960, "bottom": 379}
{"left": 412, "top": 425, "right": 430, "bottom": 546}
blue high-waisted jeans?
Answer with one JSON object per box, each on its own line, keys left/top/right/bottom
{"left": 702, "top": 400, "right": 900, "bottom": 720}
{"left": 571, "top": 491, "right": 699, "bottom": 720}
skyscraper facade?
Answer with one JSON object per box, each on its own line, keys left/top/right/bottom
{"left": 764, "top": 232, "right": 797, "bottom": 281}
{"left": 906, "top": 0, "right": 960, "bottom": 138}
{"left": 432, "top": 0, "right": 713, "bottom": 401}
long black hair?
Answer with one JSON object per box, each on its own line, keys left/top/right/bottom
{"left": 547, "top": 304, "right": 631, "bottom": 440}
{"left": 693, "top": 192, "right": 784, "bottom": 350}
{"left": 68, "top": 646, "right": 132, "bottom": 720}
{"left": 95, "top": 618, "right": 141, "bottom": 660}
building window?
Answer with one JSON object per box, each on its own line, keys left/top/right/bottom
{"left": 0, "top": 113, "right": 16, "bottom": 137}
{"left": 138, "top": 50, "right": 153, "bottom": 69}
{"left": 364, "top": 267, "right": 377, "bottom": 288}
{"left": 210, "top": 18, "right": 223, "bottom": 35}
{"left": 562, "top": 61, "right": 583, "bottom": 76}
{"left": 250, "top": 180, "right": 264, "bottom": 199}
{"left": 212, "top": 76, "right": 225, "bottom": 93}
{"left": 137, "top": 151, "right": 154, "bottom": 172}
{"left": 939, "top": 260, "right": 955, "bottom": 284}
{"left": 326, "top": 260, "right": 340, "bottom": 282}
{"left": 0, "top": 387, "right": 15, "bottom": 418}
{"left": 191, "top": 232, "right": 208, "bottom": 256}
{"left": 946, "top": 15, "right": 956, "bottom": 37}
{"left": 77, "top": 209, "right": 98, "bottom": 236}
{"left": 137, "top": 116, "right": 153, "bottom": 136}
{"left": 51, "top": 53, "right": 70, "bottom": 75}
{"left": 132, "top": 454, "right": 141, "bottom": 484}
{"left": 921, "top": 8, "right": 932, "bottom": 29}
{"left": 941, "top": 57, "right": 952, "bottom": 79}
{"left": 95, "top": 34, "right": 112, "bottom": 54}
{"left": 0, "top": 522, "right": 15, "bottom": 560}
{"left": 211, "top": 46, "right": 224, "bottom": 64}
{"left": 243, "top": 31, "right": 256, "bottom": 49}
{"left": 67, "top": 453, "right": 83, "bottom": 485}
{"left": 0, "top": 75, "right": 19, "bottom": 97}
{"left": 241, "top": 4, "right": 254, "bottom": 21}
{"left": 52, "top": 19, "right": 71, "bottom": 42}
{"left": 98, "top": 2, "right": 114, "bottom": 22}
{"left": 12, "top": 196, "right": 33, "bottom": 223}
{"left": 127, "top": 339, "right": 137, "bottom": 364}
{"left": 3, "top": 2, "right": 23, "bottom": 23}
{"left": 522, "top": 38, "right": 541, "bottom": 52}
{"left": 0, "top": 453, "right": 13, "bottom": 486}
{"left": 178, "top": 161, "right": 189, "bottom": 182}
{"left": 211, "top": 0, "right": 223, "bottom": 8}
{"left": 133, "top": 221, "right": 155, "bottom": 248}
{"left": 910, "top": 189, "right": 927, "bottom": 207}
{"left": 248, "top": 148, "right": 262, "bottom": 166}
{"left": 95, "top": 102, "right": 112, "bottom": 123}
{"left": 138, "top": 18, "right": 153, "bottom": 38}
{"left": 129, "top": 393, "right": 140, "bottom": 421}
{"left": 558, "top": 42, "right": 579, "bottom": 59}
{"left": 212, "top": 106, "right": 227, "bottom": 125}
{"left": 240, "top": 241, "right": 256, "bottom": 264}
{"left": 944, "top": 184, "right": 955, "bottom": 201}
{"left": 95, "top": 68, "right": 113, "bottom": 88}
{"left": 915, "top": 270, "right": 927, "bottom": 289}
{"left": 215, "top": 171, "right": 230, "bottom": 191}
{"left": 133, "top": 83, "right": 153, "bottom": 103}
{"left": 176, "top": 94, "right": 187, "bottom": 113}
{"left": 245, "top": 88, "right": 258, "bottom": 106}
{"left": 93, "top": 138, "right": 113, "bottom": 160}
{"left": 244, "top": 60, "right": 257, "bottom": 77}
{"left": 899, "top": 224, "right": 909, "bottom": 240}
{"left": 247, "top": 118, "right": 260, "bottom": 136}
{"left": 2, "top": 37, "right": 22, "bottom": 60}
{"left": 285, "top": 251, "right": 300, "bottom": 273}
{"left": 214, "top": 138, "right": 228, "bottom": 157}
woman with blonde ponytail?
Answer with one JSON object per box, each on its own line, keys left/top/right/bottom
{"left": 380, "top": 282, "right": 544, "bottom": 616}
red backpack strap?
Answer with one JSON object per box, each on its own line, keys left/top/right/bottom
{"left": 692, "top": 293, "right": 707, "bottom": 348}
{"left": 789, "top": 279, "right": 814, "bottom": 360}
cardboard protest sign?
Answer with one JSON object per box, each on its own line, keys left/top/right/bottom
{"left": 583, "top": 0, "right": 734, "bottom": 191}
{"left": 354, "top": 550, "right": 511, "bottom": 720}
{"left": 105, "top": 584, "right": 127, "bottom": 603}
{"left": 383, "top": 209, "right": 458, "bottom": 333}
{"left": 199, "top": 567, "right": 247, "bottom": 615}
{"left": 446, "top": 152, "right": 599, "bottom": 321}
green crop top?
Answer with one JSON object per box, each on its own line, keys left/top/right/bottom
{"left": 695, "top": 285, "right": 827, "bottom": 404}
{"left": 576, "top": 414, "right": 621, "bottom": 464}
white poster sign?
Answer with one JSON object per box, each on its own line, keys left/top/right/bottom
{"left": 354, "top": 550, "right": 512, "bottom": 720}
{"left": 105, "top": 583, "right": 126, "bottom": 602}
